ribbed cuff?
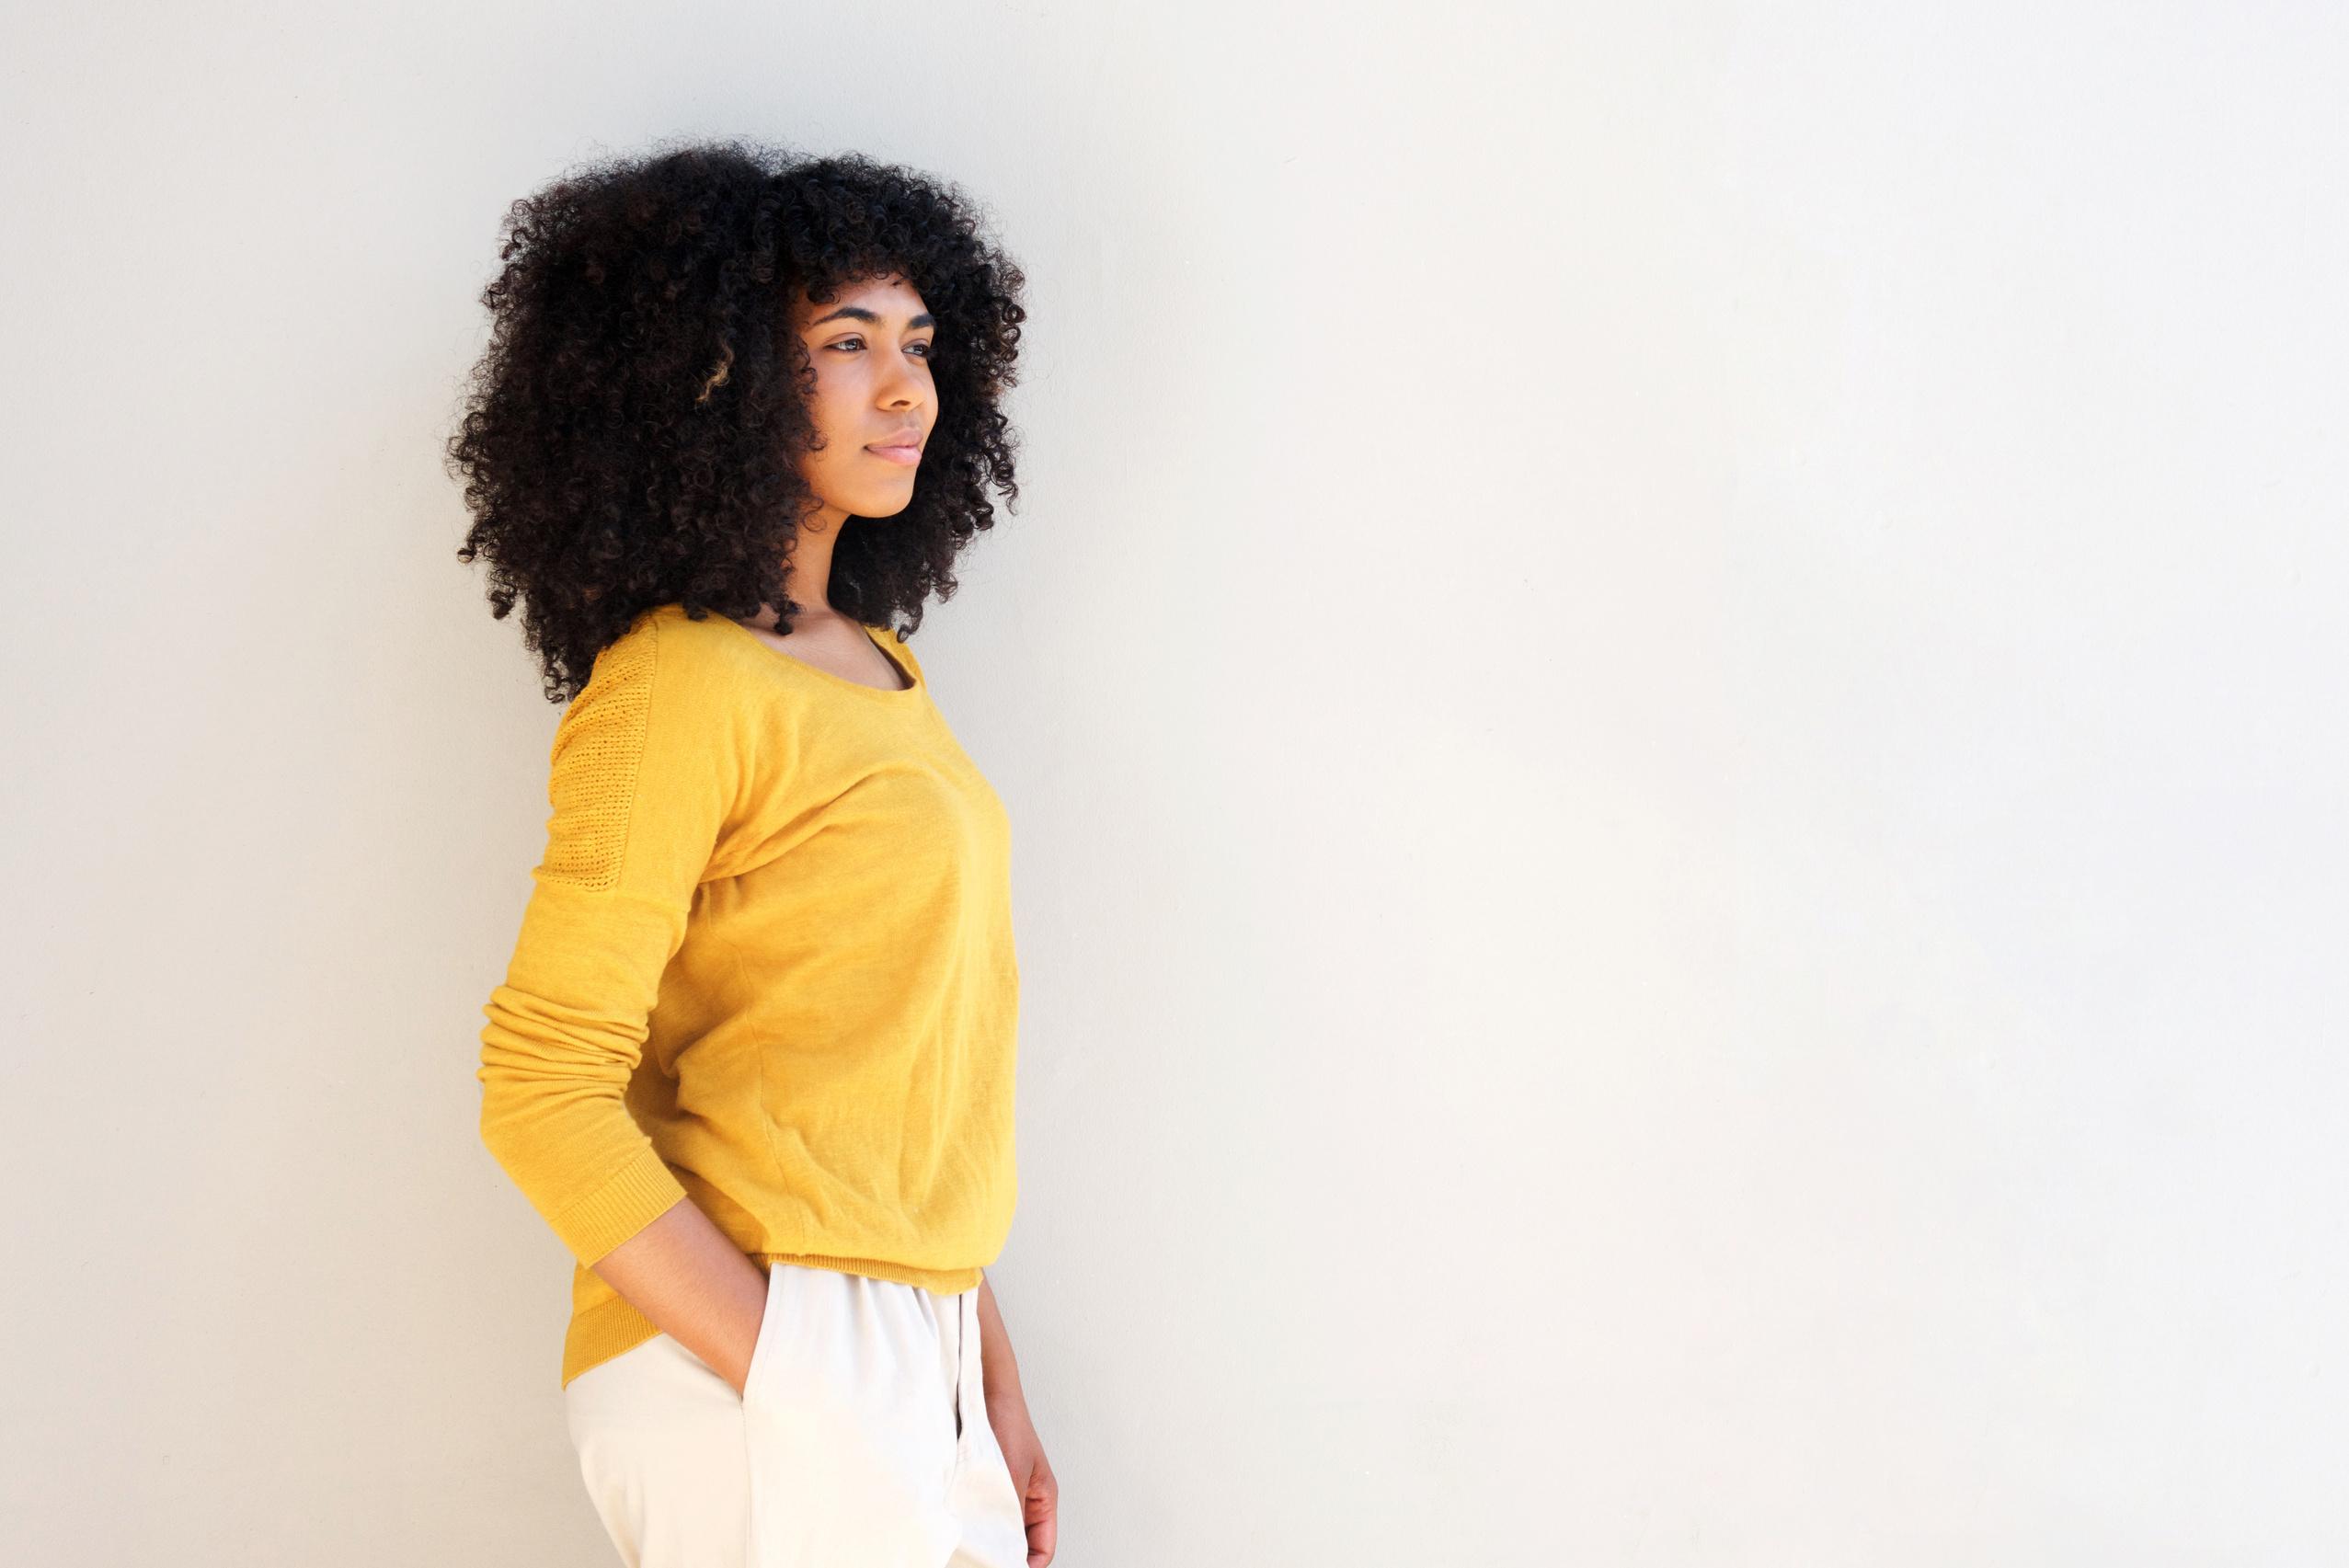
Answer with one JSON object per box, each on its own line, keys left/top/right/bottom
{"left": 551, "top": 1145, "right": 689, "bottom": 1265}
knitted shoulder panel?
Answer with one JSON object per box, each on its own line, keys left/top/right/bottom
{"left": 539, "top": 619, "right": 660, "bottom": 893}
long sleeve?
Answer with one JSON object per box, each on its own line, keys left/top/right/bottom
{"left": 476, "top": 613, "right": 747, "bottom": 1265}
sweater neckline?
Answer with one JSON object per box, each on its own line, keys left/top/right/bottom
{"left": 704, "top": 609, "right": 922, "bottom": 701}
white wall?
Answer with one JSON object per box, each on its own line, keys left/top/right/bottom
{"left": 3, "top": 2, "right": 2343, "bottom": 1562}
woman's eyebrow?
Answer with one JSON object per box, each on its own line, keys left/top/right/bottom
{"left": 808, "top": 305, "right": 937, "bottom": 329}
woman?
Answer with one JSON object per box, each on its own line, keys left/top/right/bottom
{"left": 450, "top": 143, "right": 1055, "bottom": 1568}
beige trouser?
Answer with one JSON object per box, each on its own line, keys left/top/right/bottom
{"left": 564, "top": 1263, "right": 1031, "bottom": 1568}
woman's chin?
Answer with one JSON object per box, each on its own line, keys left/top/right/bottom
{"left": 844, "top": 487, "right": 919, "bottom": 521}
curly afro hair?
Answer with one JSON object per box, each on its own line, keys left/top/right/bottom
{"left": 449, "top": 141, "right": 1025, "bottom": 704}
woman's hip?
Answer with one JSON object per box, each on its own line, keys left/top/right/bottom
{"left": 562, "top": 1264, "right": 1027, "bottom": 1568}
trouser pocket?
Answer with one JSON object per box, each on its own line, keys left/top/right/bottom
{"left": 565, "top": 1333, "right": 752, "bottom": 1568}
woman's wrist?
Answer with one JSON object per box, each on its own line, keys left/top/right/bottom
{"left": 589, "top": 1198, "right": 772, "bottom": 1395}
{"left": 974, "top": 1274, "right": 1027, "bottom": 1407}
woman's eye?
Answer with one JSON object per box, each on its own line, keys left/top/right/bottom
{"left": 907, "top": 341, "right": 933, "bottom": 358}
{"left": 830, "top": 336, "right": 865, "bottom": 351}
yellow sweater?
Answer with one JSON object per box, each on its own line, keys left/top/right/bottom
{"left": 477, "top": 602, "right": 1019, "bottom": 1386}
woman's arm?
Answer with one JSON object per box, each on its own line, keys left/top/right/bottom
{"left": 976, "top": 1275, "right": 1059, "bottom": 1567}
{"left": 590, "top": 1196, "right": 770, "bottom": 1394}
{"left": 479, "top": 619, "right": 757, "bottom": 1331}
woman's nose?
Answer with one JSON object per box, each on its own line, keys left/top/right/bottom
{"left": 877, "top": 356, "right": 925, "bottom": 409}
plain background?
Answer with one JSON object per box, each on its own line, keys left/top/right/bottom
{"left": 4, "top": 2, "right": 2344, "bottom": 1562}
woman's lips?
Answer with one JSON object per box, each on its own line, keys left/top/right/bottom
{"left": 865, "top": 438, "right": 923, "bottom": 467}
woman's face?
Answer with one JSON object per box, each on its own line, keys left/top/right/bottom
{"left": 792, "top": 273, "right": 937, "bottom": 522}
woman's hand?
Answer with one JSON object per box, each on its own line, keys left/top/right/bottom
{"left": 990, "top": 1391, "right": 1059, "bottom": 1566}
{"left": 588, "top": 1197, "right": 770, "bottom": 1395}
{"left": 976, "top": 1276, "right": 1058, "bottom": 1565}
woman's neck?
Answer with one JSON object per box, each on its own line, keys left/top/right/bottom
{"left": 782, "top": 505, "right": 850, "bottom": 616}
